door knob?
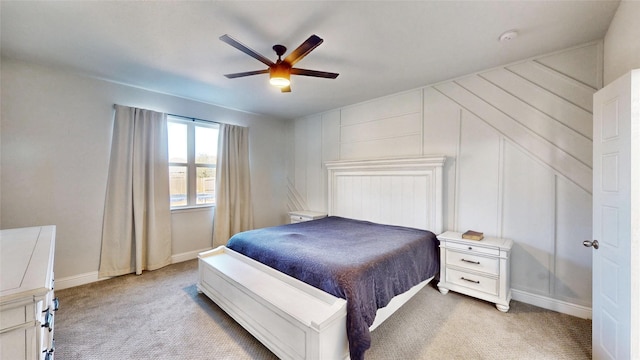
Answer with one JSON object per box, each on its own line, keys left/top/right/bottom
{"left": 583, "top": 240, "right": 600, "bottom": 249}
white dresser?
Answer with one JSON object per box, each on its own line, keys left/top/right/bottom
{"left": 288, "top": 210, "right": 327, "bottom": 224}
{"left": 0, "top": 226, "right": 57, "bottom": 360}
{"left": 437, "top": 231, "right": 512, "bottom": 312}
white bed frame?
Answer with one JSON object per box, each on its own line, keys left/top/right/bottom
{"left": 198, "top": 156, "right": 446, "bottom": 360}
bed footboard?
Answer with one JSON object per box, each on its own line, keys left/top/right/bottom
{"left": 197, "top": 246, "right": 350, "bottom": 360}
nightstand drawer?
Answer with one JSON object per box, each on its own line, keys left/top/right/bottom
{"left": 290, "top": 215, "right": 307, "bottom": 223}
{"left": 446, "top": 250, "right": 499, "bottom": 275}
{"left": 446, "top": 241, "right": 500, "bottom": 256}
{"left": 446, "top": 268, "right": 498, "bottom": 296}
{"left": 288, "top": 211, "right": 327, "bottom": 224}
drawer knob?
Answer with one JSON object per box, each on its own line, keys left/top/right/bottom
{"left": 44, "top": 347, "right": 54, "bottom": 360}
{"left": 461, "top": 277, "right": 480, "bottom": 284}
{"left": 461, "top": 258, "right": 480, "bottom": 265}
{"left": 468, "top": 246, "right": 473, "bottom": 250}
{"left": 41, "top": 310, "right": 53, "bottom": 330}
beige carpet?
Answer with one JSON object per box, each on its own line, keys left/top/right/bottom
{"left": 55, "top": 259, "right": 591, "bottom": 359}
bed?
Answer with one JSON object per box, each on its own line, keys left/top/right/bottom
{"left": 197, "top": 156, "right": 446, "bottom": 360}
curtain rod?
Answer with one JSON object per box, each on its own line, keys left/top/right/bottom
{"left": 113, "top": 104, "right": 220, "bottom": 125}
{"left": 167, "top": 113, "right": 220, "bottom": 125}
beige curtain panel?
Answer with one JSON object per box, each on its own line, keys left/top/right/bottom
{"left": 213, "top": 124, "right": 253, "bottom": 247}
{"left": 99, "top": 105, "right": 172, "bottom": 277}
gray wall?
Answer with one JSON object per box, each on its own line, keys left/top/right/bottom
{"left": 0, "top": 58, "right": 289, "bottom": 284}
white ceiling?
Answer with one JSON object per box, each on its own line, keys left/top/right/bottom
{"left": 0, "top": 1, "right": 620, "bottom": 120}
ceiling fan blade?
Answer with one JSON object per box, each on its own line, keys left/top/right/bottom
{"left": 220, "top": 34, "right": 275, "bottom": 67}
{"left": 291, "top": 68, "right": 339, "bottom": 79}
{"left": 224, "top": 69, "right": 269, "bottom": 79}
{"left": 284, "top": 35, "right": 323, "bottom": 67}
{"left": 281, "top": 85, "right": 291, "bottom": 93}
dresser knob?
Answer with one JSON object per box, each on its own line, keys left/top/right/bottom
{"left": 41, "top": 310, "right": 52, "bottom": 330}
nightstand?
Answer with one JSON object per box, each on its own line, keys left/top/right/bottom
{"left": 437, "top": 231, "right": 513, "bottom": 312}
{"left": 288, "top": 210, "right": 327, "bottom": 224}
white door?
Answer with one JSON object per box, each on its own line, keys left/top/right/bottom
{"left": 590, "top": 69, "right": 639, "bottom": 360}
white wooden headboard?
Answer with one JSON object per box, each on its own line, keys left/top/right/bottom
{"left": 325, "top": 156, "right": 446, "bottom": 234}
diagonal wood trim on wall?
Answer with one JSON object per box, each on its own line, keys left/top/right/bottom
{"left": 286, "top": 177, "right": 308, "bottom": 212}
{"left": 434, "top": 77, "right": 593, "bottom": 194}
{"left": 455, "top": 75, "right": 592, "bottom": 167}
{"left": 478, "top": 68, "right": 593, "bottom": 139}
{"left": 507, "top": 61, "right": 596, "bottom": 112}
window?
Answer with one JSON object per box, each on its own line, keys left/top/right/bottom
{"left": 167, "top": 116, "right": 219, "bottom": 208}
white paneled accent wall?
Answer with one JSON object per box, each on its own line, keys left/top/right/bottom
{"left": 288, "top": 42, "right": 600, "bottom": 316}
{"left": 340, "top": 91, "right": 423, "bottom": 160}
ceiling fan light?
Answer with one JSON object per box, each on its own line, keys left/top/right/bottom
{"left": 270, "top": 76, "right": 290, "bottom": 88}
{"left": 269, "top": 64, "right": 291, "bottom": 88}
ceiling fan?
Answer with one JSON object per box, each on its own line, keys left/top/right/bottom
{"left": 220, "top": 34, "right": 339, "bottom": 93}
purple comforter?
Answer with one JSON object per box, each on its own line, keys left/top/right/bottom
{"left": 226, "top": 216, "right": 440, "bottom": 360}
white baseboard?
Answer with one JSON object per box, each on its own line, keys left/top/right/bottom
{"left": 511, "top": 289, "right": 592, "bottom": 319}
{"left": 56, "top": 271, "right": 108, "bottom": 290}
{"left": 171, "top": 247, "right": 212, "bottom": 264}
{"left": 56, "top": 248, "right": 212, "bottom": 290}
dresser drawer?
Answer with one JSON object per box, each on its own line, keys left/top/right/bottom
{"left": 0, "top": 301, "right": 37, "bottom": 331}
{"left": 446, "top": 250, "right": 499, "bottom": 275}
{"left": 446, "top": 241, "right": 500, "bottom": 256}
{"left": 446, "top": 268, "right": 498, "bottom": 296}
{"left": 0, "top": 326, "right": 37, "bottom": 360}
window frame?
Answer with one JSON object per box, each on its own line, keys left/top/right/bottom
{"left": 167, "top": 115, "right": 219, "bottom": 209}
